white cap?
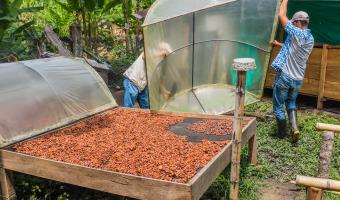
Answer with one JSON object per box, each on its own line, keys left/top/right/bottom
{"left": 291, "top": 11, "right": 310, "bottom": 23}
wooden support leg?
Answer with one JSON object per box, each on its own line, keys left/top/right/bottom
{"left": 0, "top": 169, "right": 16, "bottom": 200}
{"left": 248, "top": 134, "right": 257, "bottom": 165}
{"left": 307, "top": 187, "right": 323, "bottom": 200}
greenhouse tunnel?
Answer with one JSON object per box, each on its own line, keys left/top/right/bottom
{"left": 0, "top": 57, "right": 116, "bottom": 147}
{"left": 143, "top": 0, "right": 280, "bottom": 114}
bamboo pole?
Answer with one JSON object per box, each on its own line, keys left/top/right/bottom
{"left": 230, "top": 58, "right": 256, "bottom": 200}
{"left": 295, "top": 176, "right": 340, "bottom": 191}
{"left": 317, "top": 123, "right": 340, "bottom": 133}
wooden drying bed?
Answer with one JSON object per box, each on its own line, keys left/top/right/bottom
{"left": 0, "top": 108, "right": 256, "bottom": 200}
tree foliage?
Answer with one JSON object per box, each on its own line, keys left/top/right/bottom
{"left": 0, "top": 0, "right": 155, "bottom": 62}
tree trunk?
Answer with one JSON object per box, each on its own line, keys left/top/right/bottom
{"left": 70, "top": 24, "right": 82, "bottom": 57}
{"left": 122, "top": 0, "right": 130, "bottom": 55}
{"left": 135, "top": 0, "right": 141, "bottom": 51}
{"left": 81, "top": 5, "right": 87, "bottom": 46}
{"left": 88, "top": 12, "right": 92, "bottom": 49}
{"left": 93, "top": 15, "right": 97, "bottom": 53}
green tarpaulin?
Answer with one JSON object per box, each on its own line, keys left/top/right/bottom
{"left": 288, "top": 1, "right": 340, "bottom": 45}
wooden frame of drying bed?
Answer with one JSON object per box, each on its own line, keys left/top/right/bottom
{"left": 0, "top": 109, "right": 256, "bottom": 200}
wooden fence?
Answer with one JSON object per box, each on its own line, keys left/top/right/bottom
{"left": 265, "top": 45, "right": 340, "bottom": 109}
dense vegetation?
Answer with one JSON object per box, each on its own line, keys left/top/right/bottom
{"left": 0, "top": 0, "right": 154, "bottom": 72}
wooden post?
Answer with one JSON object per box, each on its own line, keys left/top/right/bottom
{"left": 0, "top": 169, "right": 16, "bottom": 200}
{"left": 307, "top": 187, "right": 323, "bottom": 200}
{"left": 230, "top": 58, "right": 256, "bottom": 200}
{"left": 317, "top": 44, "right": 328, "bottom": 110}
{"left": 248, "top": 134, "right": 257, "bottom": 165}
{"left": 319, "top": 131, "right": 334, "bottom": 179}
{"left": 70, "top": 24, "right": 83, "bottom": 57}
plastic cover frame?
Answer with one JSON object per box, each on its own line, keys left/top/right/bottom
{"left": 143, "top": 0, "right": 280, "bottom": 114}
{"left": 0, "top": 57, "right": 116, "bottom": 147}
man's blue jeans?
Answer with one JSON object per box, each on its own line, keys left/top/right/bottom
{"left": 123, "top": 79, "right": 149, "bottom": 109}
{"left": 273, "top": 72, "right": 302, "bottom": 120}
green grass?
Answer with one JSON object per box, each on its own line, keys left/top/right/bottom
{"left": 204, "top": 99, "right": 340, "bottom": 200}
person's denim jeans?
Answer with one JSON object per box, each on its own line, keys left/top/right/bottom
{"left": 123, "top": 79, "right": 149, "bottom": 109}
{"left": 273, "top": 72, "right": 302, "bottom": 120}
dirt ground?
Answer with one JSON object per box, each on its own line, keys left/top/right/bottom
{"left": 260, "top": 180, "right": 304, "bottom": 200}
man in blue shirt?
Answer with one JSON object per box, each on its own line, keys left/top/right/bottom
{"left": 271, "top": 0, "right": 314, "bottom": 142}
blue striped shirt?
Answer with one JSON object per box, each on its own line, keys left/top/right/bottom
{"left": 271, "top": 21, "right": 314, "bottom": 80}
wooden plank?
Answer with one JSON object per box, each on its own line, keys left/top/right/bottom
{"left": 299, "top": 78, "right": 320, "bottom": 96}
{"left": 317, "top": 45, "right": 329, "bottom": 110}
{"left": 327, "top": 49, "right": 340, "bottom": 66}
{"left": 326, "top": 64, "right": 340, "bottom": 83}
{"left": 248, "top": 134, "right": 257, "bottom": 165}
{"left": 0, "top": 169, "right": 15, "bottom": 200}
{"left": 308, "top": 48, "right": 323, "bottom": 65}
{"left": 150, "top": 109, "right": 253, "bottom": 123}
{"left": 304, "top": 64, "right": 321, "bottom": 80}
{"left": 324, "top": 81, "right": 340, "bottom": 100}
{"left": 1, "top": 150, "right": 191, "bottom": 200}
{"left": 189, "top": 119, "right": 256, "bottom": 200}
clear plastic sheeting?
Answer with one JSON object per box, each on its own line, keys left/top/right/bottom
{"left": 143, "top": 0, "right": 236, "bottom": 26}
{"left": 0, "top": 57, "right": 116, "bottom": 147}
{"left": 143, "top": 0, "right": 279, "bottom": 114}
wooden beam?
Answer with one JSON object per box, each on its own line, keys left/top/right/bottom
{"left": 1, "top": 150, "right": 191, "bottom": 200}
{"left": 44, "top": 25, "right": 72, "bottom": 57}
{"left": 317, "top": 123, "right": 340, "bottom": 133}
{"left": 0, "top": 169, "right": 16, "bottom": 200}
{"left": 307, "top": 187, "right": 323, "bottom": 200}
{"left": 317, "top": 44, "right": 328, "bottom": 110}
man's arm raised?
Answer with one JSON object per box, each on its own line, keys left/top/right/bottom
{"left": 279, "top": 0, "right": 289, "bottom": 27}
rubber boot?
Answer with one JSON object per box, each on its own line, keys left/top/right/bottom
{"left": 276, "top": 119, "right": 287, "bottom": 139}
{"left": 288, "top": 110, "right": 300, "bottom": 143}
